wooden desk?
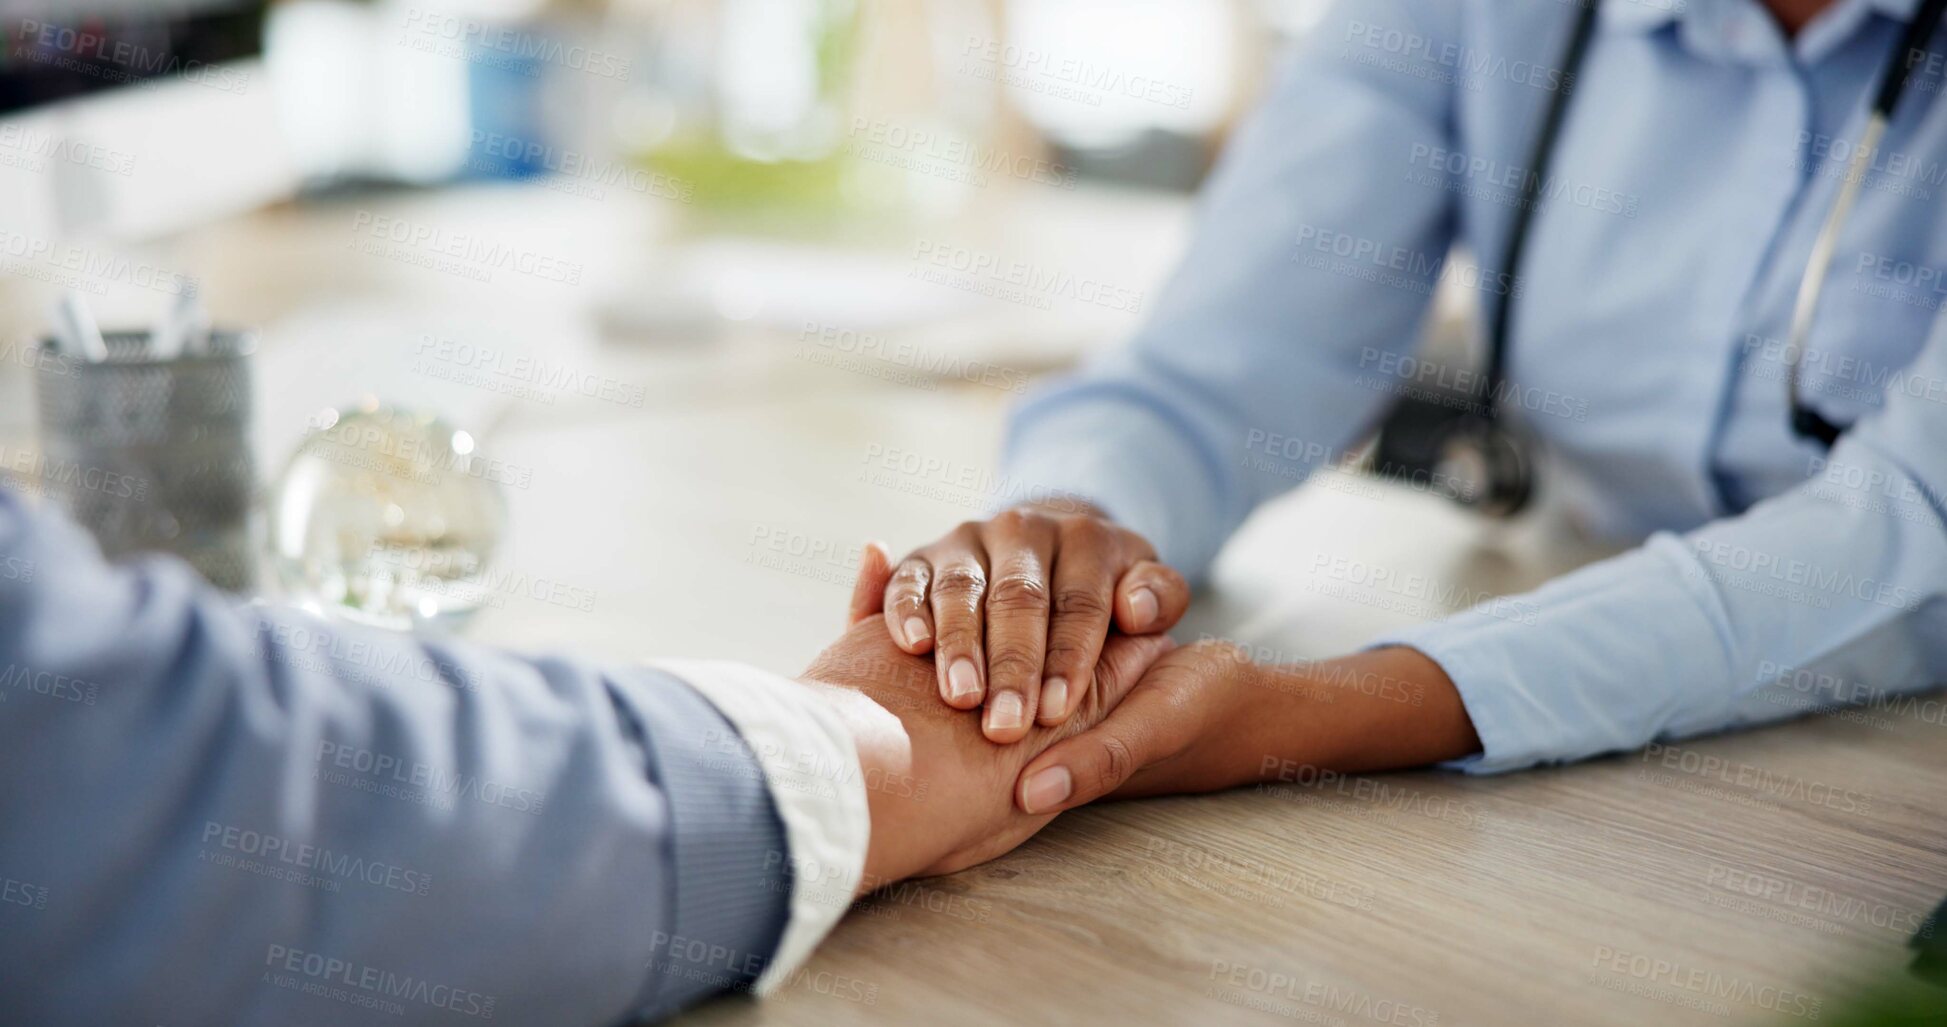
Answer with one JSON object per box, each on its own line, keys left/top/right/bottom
{"left": 468, "top": 364, "right": 1947, "bottom": 1027}
{"left": 3, "top": 183, "right": 1939, "bottom": 1026}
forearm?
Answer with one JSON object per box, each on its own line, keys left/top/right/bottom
{"left": 1253, "top": 646, "right": 1482, "bottom": 776}
{"left": 1134, "top": 646, "right": 1481, "bottom": 796}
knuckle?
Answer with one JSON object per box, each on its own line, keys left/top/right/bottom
{"left": 1052, "top": 585, "right": 1112, "bottom": 620}
{"left": 890, "top": 561, "right": 930, "bottom": 585}
{"left": 935, "top": 624, "right": 981, "bottom": 652}
{"left": 932, "top": 564, "right": 987, "bottom": 596}
{"left": 986, "top": 644, "right": 1041, "bottom": 682}
{"left": 1043, "top": 639, "right": 1092, "bottom": 671}
{"left": 1095, "top": 734, "right": 1139, "bottom": 792}
{"left": 987, "top": 573, "right": 1050, "bottom": 612}
{"left": 1060, "top": 514, "right": 1114, "bottom": 549}
{"left": 990, "top": 508, "right": 1039, "bottom": 533}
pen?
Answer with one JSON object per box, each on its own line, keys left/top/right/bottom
{"left": 150, "top": 279, "right": 209, "bottom": 360}
{"left": 55, "top": 290, "right": 110, "bottom": 363}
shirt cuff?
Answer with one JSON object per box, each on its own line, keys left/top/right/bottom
{"left": 647, "top": 659, "right": 870, "bottom": 996}
{"left": 1367, "top": 536, "right": 1734, "bottom": 774}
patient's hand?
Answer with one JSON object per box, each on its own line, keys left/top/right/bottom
{"left": 804, "top": 544, "right": 1173, "bottom": 891}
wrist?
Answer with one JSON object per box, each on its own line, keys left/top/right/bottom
{"left": 1244, "top": 647, "right": 1481, "bottom": 781}
{"left": 797, "top": 683, "right": 924, "bottom": 897}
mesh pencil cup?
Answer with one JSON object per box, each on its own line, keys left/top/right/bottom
{"left": 31, "top": 330, "right": 259, "bottom": 592}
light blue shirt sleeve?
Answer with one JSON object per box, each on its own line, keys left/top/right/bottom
{"left": 1000, "top": 0, "right": 1460, "bottom": 580}
{"left": 1377, "top": 315, "right": 1947, "bottom": 773}
{"left": 0, "top": 485, "right": 795, "bottom": 1024}
{"left": 1000, "top": 0, "right": 1947, "bottom": 773}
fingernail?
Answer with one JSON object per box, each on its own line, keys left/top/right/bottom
{"left": 1022, "top": 766, "right": 1072, "bottom": 813}
{"left": 986, "top": 691, "right": 1025, "bottom": 733}
{"left": 903, "top": 617, "right": 931, "bottom": 647}
{"left": 1128, "top": 586, "right": 1159, "bottom": 628}
{"left": 1040, "top": 677, "right": 1069, "bottom": 720}
{"left": 946, "top": 658, "right": 981, "bottom": 702}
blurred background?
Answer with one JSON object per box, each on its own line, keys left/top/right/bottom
{"left": 0, "top": 0, "right": 1478, "bottom": 671}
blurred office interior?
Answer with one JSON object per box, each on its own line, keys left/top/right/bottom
{"left": 0, "top": 0, "right": 1488, "bottom": 668}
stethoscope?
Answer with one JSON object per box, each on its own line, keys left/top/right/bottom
{"left": 1436, "top": 0, "right": 1947, "bottom": 518}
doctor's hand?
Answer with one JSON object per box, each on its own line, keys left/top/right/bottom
{"left": 809, "top": 544, "right": 1175, "bottom": 890}
{"left": 878, "top": 502, "right": 1189, "bottom": 744}
{"left": 1010, "top": 640, "right": 1483, "bottom": 815}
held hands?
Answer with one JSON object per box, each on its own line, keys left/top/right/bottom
{"left": 880, "top": 503, "right": 1189, "bottom": 742}
{"left": 826, "top": 523, "right": 1481, "bottom": 885}
{"left": 1013, "top": 642, "right": 1481, "bottom": 814}
{"left": 805, "top": 543, "right": 1175, "bottom": 890}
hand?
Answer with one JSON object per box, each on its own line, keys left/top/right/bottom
{"left": 880, "top": 502, "right": 1189, "bottom": 744}
{"left": 1010, "top": 640, "right": 1483, "bottom": 814}
{"left": 808, "top": 543, "right": 1176, "bottom": 889}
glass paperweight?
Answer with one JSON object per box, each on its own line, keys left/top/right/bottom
{"left": 270, "top": 403, "right": 508, "bottom": 631}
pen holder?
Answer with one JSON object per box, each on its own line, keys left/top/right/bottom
{"left": 31, "top": 330, "right": 259, "bottom": 592}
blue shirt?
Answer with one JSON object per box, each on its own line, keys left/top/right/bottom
{"left": 1002, "top": 0, "right": 1947, "bottom": 771}
{"left": 0, "top": 485, "right": 798, "bottom": 1024}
